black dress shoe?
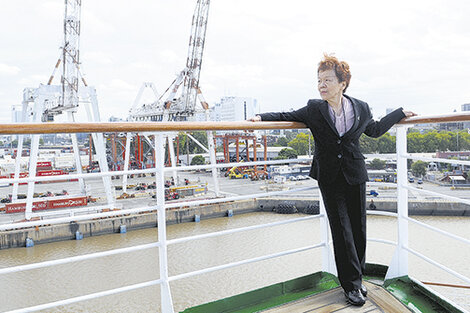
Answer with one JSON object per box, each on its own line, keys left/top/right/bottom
{"left": 345, "top": 289, "right": 366, "bottom": 306}
{"left": 360, "top": 284, "right": 367, "bottom": 297}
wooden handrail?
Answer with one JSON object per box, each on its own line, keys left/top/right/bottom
{"left": 0, "top": 121, "right": 305, "bottom": 135}
{"left": 398, "top": 112, "right": 470, "bottom": 125}
{"left": 0, "top": 112, "right": 469, "bottom": 134}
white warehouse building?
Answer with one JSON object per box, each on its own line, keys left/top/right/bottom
{"left": 213, "top": 96, "right": 259, "bottom": 121}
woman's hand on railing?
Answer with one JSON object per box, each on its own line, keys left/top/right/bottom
{"left": 247, "top": 115, "right": 262, "bottom": 122}
{"left": 402, "top": 110, "right": 417, "bottom": 118}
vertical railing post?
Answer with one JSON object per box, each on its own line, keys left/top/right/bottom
{"left": 319, "top": 192, "right": 336, "bottom": 275}
{"left": 25, "top": 134, "right": 40, "bottom": 220}
{"left": 12, "top": 99, "right": 29, "bottom": 201}
{"left": 207, "top": 130, "right": 220, "bottom": 197}
{"left": 122, "top": 132, "right": 132, "bottom": 193}
{"left": 24, "top": 94, "right": 45, "bottom": 220}
{"left": 167, "top": 133, "right": 178, "bottom": 184}
{"left": 385, "top": 125, "right": 409, "bottom": 280}
{"left": 67, "top": 111, "right": 86, "bottom": 194}
{"left": 85, "top": 91, "right": 114, "bottom": 206}
{"left": 155, "top": 133, "right": 175, "bottom": 313}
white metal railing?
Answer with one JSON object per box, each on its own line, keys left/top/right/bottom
{"left": 384, "top": 125, "right": 470, "bottom": 286}
{"left": 1, "top": 118, "right": 470, "bottom": 312}
{"left": 0, "top": 127, "right": 330, "bottom": 313}
{"left": 0, "top": 157, "right": 309, "bottom": 231}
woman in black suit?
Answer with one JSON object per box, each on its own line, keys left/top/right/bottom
{"left": 249, "top": 54, "right": 416, "bottom": 306}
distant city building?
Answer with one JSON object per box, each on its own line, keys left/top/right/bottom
{"left": 462, "top": 103, "right": 470, "bottom": 129}
{"left": 109, "top": 116, "right": 124, "bottom": 122}
{"left": 11, "top": 105, "right": 34, "bottom": 141}
{"left": 193, "top": 109, "right": 214, "bottom": 122}
{"left": 412, "top": 123, "right": 438, "bottom": 133}
{"left": 438, "top": 122, "right": 464, "bottom": 131}
{"left": 213, "top": 96, "right": 259, "bottom": 122}
{"left": 410, "top": 104, "right": 470, "bottom": 132}
{"left": 437, "top": 108, "right": 463, "bottom": 131}
{"left": 11, "top": 105, "right": 23, "bottom": 123}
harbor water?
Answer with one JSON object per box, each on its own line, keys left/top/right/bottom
{"left": 0, "top": 212, "right": 469, "bottom": 312}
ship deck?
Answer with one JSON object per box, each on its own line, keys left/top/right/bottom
{"left": 260, "top": 281, "right": 410, "bottom": 313}
{"left": 181, "top": 267, "right": 462, "bottom": 313}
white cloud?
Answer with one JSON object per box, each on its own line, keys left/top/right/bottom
{"left": 1, "top": 0, "right": 469, "bottom": 122}
{"left": 82, "top": 52, "right": 113, "bottom": 65}
{"left": 18, "top": 75, "right": 49, "bottom": 87}
{"left": 99, "top": 79, "right": 136, "bottom": 92}
{"left": 0, "top": 64, "right": 20, "bottom": 75}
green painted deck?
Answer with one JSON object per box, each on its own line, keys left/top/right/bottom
{"left": 181, "top": 265, "right": 464, "bottom": 313}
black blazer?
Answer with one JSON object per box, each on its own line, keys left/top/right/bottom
{"left": 259, "top": 95, "right": 405, "bottom": 185}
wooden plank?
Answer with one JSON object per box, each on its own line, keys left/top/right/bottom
{"left": 260, "top": 282, "right": 411, "bottom": 313}
{"left": 364, "top": 282, "right": 412, "bottom": 313}
{"left": 323, "top": 299, "right": 375, "bottom": 312}
{"left": 262, "top": 289, "right": 346, "bottom": 313}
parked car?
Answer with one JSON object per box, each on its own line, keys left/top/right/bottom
{"left": 0, "top": 197, "right": 11, "bottom": 203}
{"left": 165, "top": 190, "right": 180, "bottom": 200}
{"left": 417, "top": 178, "right": 423, "bottom": 184}
{"left": 408, "top": 177, "right": 415, "bottom": 183}
{"left": 151, "top": 190, "right": 180, "bottom": 200}
{"left": 369, "top": 190, "right": 379, "bottom": 197}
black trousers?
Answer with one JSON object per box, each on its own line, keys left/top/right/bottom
{"left": 318, "top": 172, "right": 367, "bottom": 292}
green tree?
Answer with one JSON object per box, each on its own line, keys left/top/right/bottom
{"left": 422, "top": 131, "right": 439, "bottom": 152}
{"left": 405, "top": 129, "right": 470, "bottom": 153}
{"left": 275, "top": 148, "right": 298, "bottom": 160}
{"left": 407, "top": 132, "right": 423, "bottom": 153}
{"left": 178, "top": 131, "right": 208, "bottom": 155}
{"left": 190, "top": 131, "right": 208, "bottom": 154}
{"left": 284, "top": 131, "right": 297, "bottom": 142}
{"left": 436, "top": 132, "right": 451, "bottom": 151}
{"left": 359, "top": 134, "right": 378, "bottom": 153}
{"left": 458, "top": 131, "right": 470, "bottom": 151}
{"left": 411, "top": 160, "right": 428, "bottom": 177}
{"left": 377, "top": 133, "right": 396, "bottom": 153}
{"left": 288, "top": 132, "right": 312, "bottom": 155}
{"left": 369, "top": 158, "right": 386, "bottom": 170}
{"left": 191, "top": 155, "right": 205, "bottom": 165}
{"left": 277, "top": 137, "right": 289, "bottom": 146}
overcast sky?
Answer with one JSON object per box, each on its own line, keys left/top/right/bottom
{"left": 1, "top": 0, "right": 470, "bottom": 123}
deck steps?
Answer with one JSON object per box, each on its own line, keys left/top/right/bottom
{"left": 259, "top": 281, "right": 411, "bottom": 313}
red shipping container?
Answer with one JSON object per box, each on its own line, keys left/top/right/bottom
{"left": 5, "top": 200, "right": 48, "bottom": 213}
{"left": 9, "top": 173, "right": 28, "bottom": 178}
{"left": 5, "top": 196, "right": 87, "bottom": 213}
{"left": 47, "top": 197, "right": 87, "bottom": 209}
{"left": 36, "top": 170, "right": 65, "bottom": 176}
{"left": 9, "top": 172, "right": 28, "bottom": 185}
{"left": 36, "top": 161, "right": 52, "bottom": 168}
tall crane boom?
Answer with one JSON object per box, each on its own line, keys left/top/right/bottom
{"left": 183, "top": 0, "right": 210, "bottom": 112}
{"left": 61, "top": 0, "right": 82, "bottom": 111}
{"left": 129, "top": 0, "right": 211, "bottom": 122}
